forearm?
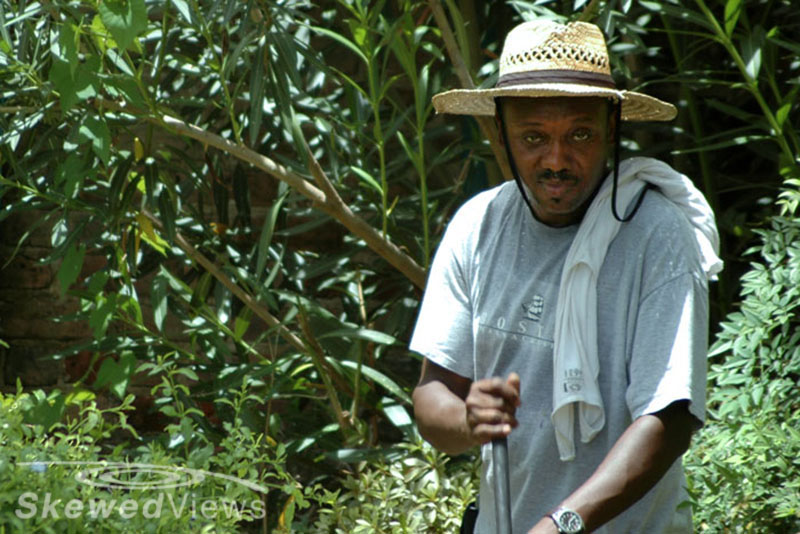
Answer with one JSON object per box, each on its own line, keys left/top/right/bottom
{"left": 529, "top": 402, "right": 695, "bottom": 533}
{"left": 412, "top": 381, "right": 476, "bottom": 455}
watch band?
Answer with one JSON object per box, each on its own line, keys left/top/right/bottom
{"left": 549, "top": 506, "right": 585, "bottom": 534}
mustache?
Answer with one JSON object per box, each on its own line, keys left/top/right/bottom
{"left": 537, "top": 169, "right": 578, "bottom": 181}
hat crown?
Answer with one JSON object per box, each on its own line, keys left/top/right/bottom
{"left": 499, "top": 20, "right": 611, "bottom": 77}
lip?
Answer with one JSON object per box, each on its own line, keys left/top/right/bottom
{"left": 539, "top": 178, "right": 575, "bottom": 197}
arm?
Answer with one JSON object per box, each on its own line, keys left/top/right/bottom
{"left": 412, "top": 358, "right": 520, "bottom": 455}
{"left": 527, "top": 400, "right": 697, "bottom": 534}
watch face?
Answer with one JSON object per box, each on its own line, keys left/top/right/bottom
{"left": 556, "top": 509, "right": 584, "bottom": 534}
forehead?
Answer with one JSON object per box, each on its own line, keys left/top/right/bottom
{"left": 501, "top": 96, "right": 609, "bottom": 125}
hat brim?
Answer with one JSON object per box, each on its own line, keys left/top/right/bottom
{"left": 432, "top": 83, "right": 676, "bottom": 122}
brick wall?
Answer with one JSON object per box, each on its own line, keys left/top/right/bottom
{"left": 0, "top": 209, "right": 83, "bottom": 390}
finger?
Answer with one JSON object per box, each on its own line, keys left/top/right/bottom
{"left": 466, "top": 386, "right": 508, "bottom": 411}
{"left": 467, "top": 405, "right": 519, "bottom": 427}
{"left": 471, "top": 421, "right": 515, "bottom": 444}
{"left": 469, "top": 383, "right": 519, "bottom": 422}
{"left": 466, "top": 405, "right": 519, "bottom": 444}
{"left": 477, "top": 377, "right": 520, "bottom": 406}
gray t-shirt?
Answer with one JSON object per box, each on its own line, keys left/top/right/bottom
{"left": 410, "top": 179, "right": 708, "bottom": 534}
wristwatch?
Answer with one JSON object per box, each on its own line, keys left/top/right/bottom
{"left": 549, "top": 507, "right": 585, "bottom": 534}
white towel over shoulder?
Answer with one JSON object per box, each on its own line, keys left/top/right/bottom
{"left": 551, "top": 157, "right": 723, "bottom": 461}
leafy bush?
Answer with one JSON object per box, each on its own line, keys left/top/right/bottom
{"left": 687, "top": 215, "right": 800, "bottom": 533}
{"left": 0, "top": 383, "right": 305, "bottom": 533}
{"left": 298, "top": 440, "right": 478, "bottom": 534}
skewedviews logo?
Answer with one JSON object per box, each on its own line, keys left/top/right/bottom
{"left": 15, "top": 461, "right": 267, "bottom": 521}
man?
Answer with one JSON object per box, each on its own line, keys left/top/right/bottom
{"left": 410, "top": 20, "right": 723, "bottom": 534}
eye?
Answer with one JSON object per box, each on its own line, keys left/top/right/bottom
{"left": 523, "top": 133, "right": 546, "bottom": 145}
{"left": 572, "top": 128, "right": 593, "bottom": 142}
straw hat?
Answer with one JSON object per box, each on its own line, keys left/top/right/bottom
{"left": 432, "top": 20, "right": 676, "bottom": 122}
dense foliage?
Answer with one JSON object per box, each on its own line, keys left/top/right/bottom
{"left": 1, "top": 0, "right": 799, "bottom": 531}
{"left": 687, "top": 215, "right": 800, "bottom": 533}
{"left": 0, "top": 384, "right": 304, "bottom": 533}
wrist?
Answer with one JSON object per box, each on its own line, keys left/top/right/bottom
{"left": 548, "top": 506, "right": 585, "bottom": 534}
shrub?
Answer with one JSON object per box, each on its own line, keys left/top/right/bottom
{"left": 687, "top": 215, "right": 800, "bottom": 533}
{"left": 298, "top": 440, "right": 478, "bottom": 534}
{"left": 0, "top": 384, "right": 305, "bottom": 533}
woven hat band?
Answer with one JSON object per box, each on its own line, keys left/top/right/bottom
{"left": 497, "top": 69, "right": 616, "bottom": 90}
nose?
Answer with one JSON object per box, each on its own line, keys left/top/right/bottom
{"left": 541, "top": 139, "right": 569, "bottom": 173}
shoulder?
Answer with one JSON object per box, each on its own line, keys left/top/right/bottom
{"left": 614, "top": 188, "right": 705, "bottom": 279}
{"left": 449, "top": 181, "right": 518, "bottom": 224}
{"left": 441, "top": 181, "right": 520, "bottom": 244}
{"left": 635, "top": 188, "right": 694, "bottom": 234}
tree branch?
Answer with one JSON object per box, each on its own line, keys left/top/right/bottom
{"left": 428, "top": 0, "right": 512, "bottom": 181}
{"left": 102, "top": 99, "right": 428, "bottom": 289}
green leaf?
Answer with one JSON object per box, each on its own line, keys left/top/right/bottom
{"left": 65, "top": 388, "right": 96, "bottom": 405}
{"left": 249, "top": 41, "right": 267, "bottom": 146}
{"left": 671, "top": 135, "right": 770, "bottom": 155}
{"left": 396, "top": 131, "right": 423, "bottom": 176}
{"left": 256, "top": 189, "right": 288, "bottom": 277}
{"left": 311, "top": 26, "right": 368, "bottom": 65}
{"left": 22, "top": 390, "right": 65, "bottom": 430}
{"left": 318, "top": 328, "right": 396, "bottom": 345}
{"left": 104, "top": 74, "right": 147, "bottom": 109}
{"left": 94, "top": 353, "right": 137, "bottom": 400}
{"left": 97, "top": 0, "right": 148, "bottom": 51}
{"left": 724, "top": 0, "right": 742, "bottom": 36}
{"left": 152, "top": 269, "right": 169, "bottom": 331}
{"left": 57, "top": 243, "right": 86, "bottom": 294}
{"left": 170, "top": 0, "right": 194, "bottom": 24}
{"left": 51, "top": 219, "right": 69, "bottom": 250}
{"left": 173, "top": 367, "right": 199, "bottom": 381}
{"left": 0, "top": 1, "right": 11, "bottom": 48}
{"left": 157, "top": 189, "right": 176, "bottom": 242}
{"left": 639, "top": 1, "right": 714, "bottom": 31}
{"left": 741, "top": 26, "right": 765, "bottom": 81}
{"left": 49, "top": 59, "right": 78, "bottom": 111}
{"left": 56, "top": 153, "right": 87, "bottom": 199}
{"left": 234, "top": 310, "right": 252, "bottom": 341}
{"left": 339, "top": 360, "right": 410, "bottom": 404}
{"left": 89, "top": 294, "right": 116, "bottom": 339}
{"left": 78, "top": 116, "right": 111, "bottom": 165}
{"left": 58, "top": 22, "right": 79, "bottom": 74}
{"left": 769, "top": 34, "right": 800, "bottom": 57}
{"left": 350, "top": 166, "right": 383, "bottom": 196}
{"left": 381, "top": 399, "right": 418, "bottom": 440}
{"left": 775, "top": 100, "right": 794, "bottom": 130}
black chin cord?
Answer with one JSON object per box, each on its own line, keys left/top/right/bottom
{"left": 611, "top": 100, "right": 649, "bottom": 222}
{"left": 496, "top": 99, "right": 539, "bottom": 221}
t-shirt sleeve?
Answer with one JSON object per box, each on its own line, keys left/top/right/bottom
{"left": 408, "top": 205, "right": 477, "bottom": 380}
{"left": 626, "top": 271, "right": 708, "bottom": 425}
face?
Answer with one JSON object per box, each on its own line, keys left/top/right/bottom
{"left": 498, "top": 96, "right": 614, "bottom": 227}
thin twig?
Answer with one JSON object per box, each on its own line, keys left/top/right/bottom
{"left": 296, "top": 304, "right": 351, "bottom": 434}
{"left": 0, "top": 106, "right": 36, "bottom": 113}
{"left": 141, "top": 208, "right": 307, "bottom": 355}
